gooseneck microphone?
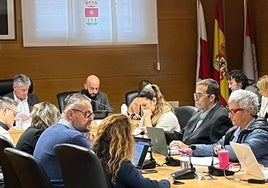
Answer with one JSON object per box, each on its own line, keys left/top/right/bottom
{"left": 208, "top": 146, "right": 235, "bottom": 176}
{"left": 170, "top": 145, "right": 197, "bottom": 180}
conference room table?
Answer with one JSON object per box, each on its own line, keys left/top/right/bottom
{"left": 8, "top": 128, "right": 25, "bottom": 146}
{"left": 144, "top": 153, "right": 267, "bottom": 187}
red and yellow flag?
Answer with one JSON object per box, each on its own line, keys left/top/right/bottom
{"left": 212, "top": 0, "right": 229, "bottom": 106}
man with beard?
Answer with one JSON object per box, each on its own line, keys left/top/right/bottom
{"left": 33, "top": 93, "right": 93, "bottom": 188}
{"left": 81, "top": 75, "right": 113, "bottom": 115}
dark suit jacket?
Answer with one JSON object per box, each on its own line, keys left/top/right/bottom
{"left": 165, "top": 103, "right": 233, "bottom": 145}
{"left": 5, "top": 92, "right": 39, "bottom": 112}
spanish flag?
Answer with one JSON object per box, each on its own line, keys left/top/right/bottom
{"left": 212, "top": 0, "right": 229, "bottom": 106}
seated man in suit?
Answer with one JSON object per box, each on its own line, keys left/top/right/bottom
{"left": 5, "top": 74, "right": 39, "bottom": 127}
{"left": 166, "top": 78, "right": 233, "bottom": 145}
{"left": 81, "top": 75, "right": 113, "bottom": 115}
{"left": 178, "top": 90, "right": 268, "bottom": 166}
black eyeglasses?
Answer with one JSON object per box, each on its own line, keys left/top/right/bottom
{"left": 193, "top": 93, "right": 211, "bottom": 100}
{"left": 71, "top": 109, "right": 95, "bottom": 118}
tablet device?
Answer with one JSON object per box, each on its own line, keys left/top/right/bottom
{"left": 132, "top": 137, "right": 151, "bottom": 169}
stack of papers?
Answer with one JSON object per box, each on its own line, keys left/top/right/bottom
{"left": 178, "top": 156, "right": 219, "bottom": 166}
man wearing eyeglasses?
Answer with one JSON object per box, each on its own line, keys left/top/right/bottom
{"left": 178, "top": 89, "right": 268, "bottom": 166}
{"left": 0, "top": 97, "right": 18, "bottom": 145}
{"left": 33, "top": 93, "right": 93, "bottom": 188}
{"left": 167, "top": 78, "right": 233, "bottom": 147}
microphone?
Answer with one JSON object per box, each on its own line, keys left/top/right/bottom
{"left": 170, "top": 145, "right": 197, "bottom": 180}
{"left": 90, "top": 98, "right": 113, "bottom": 110}
{"left": 208, "top": 146, "right": 235, "bottom": 176}
{"left": 142, "top": 146, "right": 157, "bottom": 169}
{"left": 165, "top": 145, "right": 196, "bottom": 167}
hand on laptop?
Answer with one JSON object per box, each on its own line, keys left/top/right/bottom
{"left": 169, "top": 140, "right": 188, "bottom": 149}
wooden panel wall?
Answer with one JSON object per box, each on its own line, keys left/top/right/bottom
{"left": 0, "top": 0, "right": 267, "bottom": 112}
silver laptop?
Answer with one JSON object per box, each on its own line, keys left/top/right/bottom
{"left": 230, "top": 142, "right": 268, "bottom": 179}
{"left": 146, "top": 127, "right": 179, "bottom": 156}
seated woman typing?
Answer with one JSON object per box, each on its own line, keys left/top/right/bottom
{"left": 138, "top": 84, "right": 181, "bottom": 132}
{"left": 93, "top": 114, "right": 174, "bottom": 188}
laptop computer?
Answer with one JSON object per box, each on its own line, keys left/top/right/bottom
{"left": 93, "top": 110, "right": 108, "bottom": 119}
{"left": 230, "top": 142, "right": 268, "bottom": 180}
{"left": 146, "top": 127, "right": 179, "bottom": 156}
{"left": 132, "top": 137, "right": 151, "bottom": 169}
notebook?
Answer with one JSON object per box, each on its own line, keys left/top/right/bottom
{"left": 93, "top": 110, "right": 108, "bottom": 119}
{"left": 132, "top": 137, "right": 151, "bottom": 169}
{"left": 230, "top": 142, "right": 268, "bottom": 179}
{"left": 146, "top": 127, "right": 179, "bottom": 156}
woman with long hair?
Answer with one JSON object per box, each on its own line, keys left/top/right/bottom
{"left": 93, "top": 114, "right": 173, "bottom": 188}
{"left": 138, "top": 84, "right": 180, "bottom": 132}
{"left": 16, "top": 101, "right": 60, "bottom": 154}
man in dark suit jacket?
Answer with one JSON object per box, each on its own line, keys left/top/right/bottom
{"left": 5, "top": 74, "right": 39, "bottom": 125}
{"left": 166, "top": 78, "right": 233, "bottom": 146}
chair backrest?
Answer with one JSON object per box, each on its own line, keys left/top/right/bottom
{"left": 0, "top": 137, "right": 21, "bottom": 188}
{"left": 167, "top": 100, "right": 179, "bottom": 108}
{"left": 174, "top": 106, "right": 198, "bottom": 129}
{"left": 56, "top": 91, "right": 78, "bottom": 113}
{"left": 0, "top": 79, "right": 33, "bottom": 96}
{"left": 54, "top": 143, "right": 108, "bottom": 188}
{"left": 125, "top": 90, "right": 139, "bottom": 106}
{"left": 4, "top": 148, "right": 53, "bottom": 188}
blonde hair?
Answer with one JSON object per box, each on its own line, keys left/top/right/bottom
{"left": 30, "top": 102, "right": 60, "bottom": 130}
{"left": 93, "top": 114, "right": 134, "bottom": 184}
{"left": 257, "top": 75, "right": 268, "bottom": 91}
{"left": 139, "top": 84, "right": 173, "bottom": 126}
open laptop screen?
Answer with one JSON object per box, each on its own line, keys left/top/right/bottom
{"left": 132, "top": 137, "right": 151, "bottom": 169}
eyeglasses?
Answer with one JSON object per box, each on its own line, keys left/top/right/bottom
{"left": 193, "top": 93, "right": 211, "bottom": 100}
{"left": 6, "top": 107, "right": 17, "bottom": 117}
{"left": 71, "top": 109, "right": 95, "bottom": 118}
{"left": 227, "top": 108, "right": 243, "bottom": 115}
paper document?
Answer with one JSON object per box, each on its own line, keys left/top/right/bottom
{"left": 178, "top": 156, "right": 219, "bottom": 166}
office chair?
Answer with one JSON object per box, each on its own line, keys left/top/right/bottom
{"left": 56, "top": 91, "right": 78, "bottom": 113}
{"left": 4, "top": 148, "right": 53, "bottom": 188}
{"left": 125, "top": 90, "right": 139, "bottom": 106}
{"left": 174, "top": 106, "right": 198, "bottom": 129}
{"left": 54, "top": 143, "right": 108, "bottom": 188}
{"left": 0, "top": 137, "right": 21, "bottom": 188}
{"left": 0, "top": 79, "right": 34, "bottom": 96}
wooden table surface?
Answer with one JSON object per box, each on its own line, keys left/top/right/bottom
{"left": 144, "top": 153, "right": 267, "bottom": 187}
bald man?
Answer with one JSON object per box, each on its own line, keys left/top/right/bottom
{"left": 81, "top": 75, "right": 113, "bottom": 115}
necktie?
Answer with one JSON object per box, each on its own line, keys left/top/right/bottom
{"left": 193, "top": 113, "right": 205, "bottom": 132}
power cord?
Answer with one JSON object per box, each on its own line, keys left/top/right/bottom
{"left": 224, "top": 163, "right": 266, "bottom": 184}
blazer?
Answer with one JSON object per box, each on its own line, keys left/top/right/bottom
{"left": 165, "top": 103, "right": 233, "bottom": 145}
{"left": 5, "top": 92, "right": 39, "bottom": 112}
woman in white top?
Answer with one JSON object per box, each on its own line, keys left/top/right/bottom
{"left": 138, "top": 84, "right": 180, "bottom": 132}
{"left": 257, "top": 75, "right": 268, "bottom": 120}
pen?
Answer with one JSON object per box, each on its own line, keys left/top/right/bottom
{"left": 178, "top": 149, "right": 189, "bottom": 155}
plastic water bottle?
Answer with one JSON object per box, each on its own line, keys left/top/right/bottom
{"left": 218, "top": 148, "right": 229, "bottom": 169}
{"left": 120, "top": 103, "right": 128, "bottom": 115}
